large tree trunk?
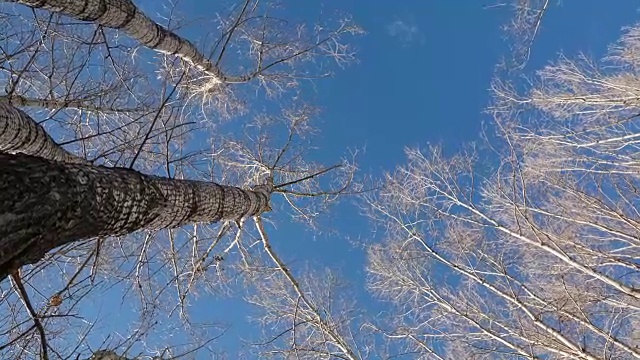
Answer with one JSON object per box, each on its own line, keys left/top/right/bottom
{"left": 0, "top": 153, "right": 271, "bottom": 280}
{"left": 0, "top": 102, "right": 88, "bottom": 164}
{"left": 7, "top": 0, "right": 249, "bottom": 83}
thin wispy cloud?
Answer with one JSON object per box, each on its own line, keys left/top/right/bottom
{"left": 386, "top": 19, "right": 424, "bottom": 46}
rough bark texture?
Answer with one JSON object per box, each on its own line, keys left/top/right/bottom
{"left": 0, "top": 153, "right": 271, "bottom": 280}
{"left": 0, "top": 102, "right": 88, "bottom": 164}
{"left": 90, "top": 350, "right": 132, "bottom": 360}
{"left": 7, "top": 0, "right": 249, "bottom": 83}
{"left": 1, "top": 94, "right": 145, "bottom": 113}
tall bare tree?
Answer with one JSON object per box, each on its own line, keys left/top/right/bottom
{"left": 0, "top": 0, "right": 361, "bottom": 358}
{"left": 364, "top": 18, "right": 640, "bottom": 360}
{"left": 502, "top": 0, "right": 550, "bottom": 69}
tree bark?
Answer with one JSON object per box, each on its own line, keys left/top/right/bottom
{"left": 90, "top": 350, "right": 132, "bottom": 360}
{"left": 0, "top": 102, "right": 88, "bottom": 164}
{"left": 0, "top": 94, "right": 147, "bottom": 114}
{"left": 0, "top": 153, "right": 271, "bottom": 280}
{"left": 7, "top": 0, "right": 250, "bottom": 84}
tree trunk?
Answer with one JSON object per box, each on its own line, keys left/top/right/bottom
{"left": 0, "top": 153, "right": 271, "bottom": 280}
{"left": 90, "top": 350, "right": 132, "bottom": 360}
{"left": 8, "top": 0, "right": 250, "bottom": 83}
{"left": 0, "top": 102, "right": 88, "bottom": 164}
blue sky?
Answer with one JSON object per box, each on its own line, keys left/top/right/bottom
{"left": 194, "top": 1, "right": 640, "bottom": 357}
{"left": 128, "top": 0, "right": 640, "bottom": 357}
{"left": 29, "top": 0, "right": 640, "bottom": 358}
{"left": 313, "top": 1, "right": 640, "bottom": 170}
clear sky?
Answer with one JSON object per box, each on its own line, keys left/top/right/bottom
{"left": 70, "top": 0, "right": 640, "bottom": 358}
{"left": 205, "top": 1, "right": 640, "bottom": 357}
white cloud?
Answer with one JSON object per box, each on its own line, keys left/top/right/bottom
{"left": 386, "top": 20, "right": 424, "bottom": 46}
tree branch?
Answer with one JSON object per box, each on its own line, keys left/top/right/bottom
{"left": 10, "top": 269, "right": 49, "bottom": 360}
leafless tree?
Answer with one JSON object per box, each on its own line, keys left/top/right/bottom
{"left": 364, "top": 18, "right": 640, "bottom": 360}
{"left": 0, "top": 0, "right": 362, "bottom": 358}
{"left": 489, "top": 0, "right": 551, "bottom": 70}
{"left": 241, "top": 217, "right": 366, "bottom": 360}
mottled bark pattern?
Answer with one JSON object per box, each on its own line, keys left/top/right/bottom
{"left": 8, "top": 0, "right": 250, "bottom": 83}
{"left": 0, "top": 102, "right": 87, "bottom": 164}
{"left": 0, "top": 153, "right": 271, "bottom": 280}
{"left": 90, "top": 350, "right": 131, "bottom": 360}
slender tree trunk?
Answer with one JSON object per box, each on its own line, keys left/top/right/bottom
{"left": 7, "top": 0, "right": 250, "bottom": 83}
{"left": 0, "top": 102, "right": 88, "bottom": 164}
{"left": 0, "top": 153, "right": 271, "bottom": 280}
{"left": 0, "top": 94, "right": 147, "bottom": 114}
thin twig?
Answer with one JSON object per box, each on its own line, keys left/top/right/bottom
{"left": 274, "top": 164, "right": 341, "bottom": 189}
{"left": 129, "top": 71, "right": 186, "bottom": 169}
{"left": 10, "top": 269, "right": 49, "bottom": 360}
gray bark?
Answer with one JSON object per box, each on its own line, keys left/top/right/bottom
{"left": 6, "top": 0, "right": 250, "bottom": 83}
{"left": 0, "top": 152, "right": 271, "bottom": 280}
{"left": 90, "top": 350, "right": 132, "bottom": 360}
{"left": 89, "top": 350, "right": 168, "bottom": 359}
{"left": 0, "top": 94, "right": 146, "bottom": 114}
{"left": 0, "top": 102, "right": 88, "bottom": 164}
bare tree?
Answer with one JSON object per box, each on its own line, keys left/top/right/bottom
{"left": 241, "top": 217, "right": 365, "bottom": 360}
{"left": 7, "top": 0, "right": 360, "bottom": 87}
{"left": 490, "top": 0, "right": 551, "bottom": 70}
{"left": 364, "top": 19, "right": 640, "bottom": 360}
{"left": 0, "top": 0, "right": 361, "bottom": 358}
